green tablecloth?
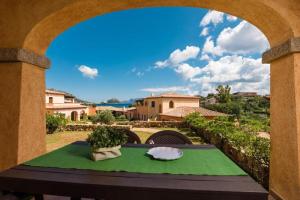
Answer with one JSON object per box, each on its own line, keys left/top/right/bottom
{"left": 25, "top": 144, "right": 246, "bottom": 176}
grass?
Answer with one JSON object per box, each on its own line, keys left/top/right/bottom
{"left": 134, "top": 131, "right": 153, "bottom": 143}
{"left": 157, "top": 127, "right": 206, "bottom": 144}
{"left": 46, "top": 128, "right": 206, "bottom": 152}
{"left": 46, "top": 131, "right": 91, "bottom": 152}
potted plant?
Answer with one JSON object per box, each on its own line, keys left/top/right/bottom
{"left": 87, "top": 127, "right": 128, "bottom": 161}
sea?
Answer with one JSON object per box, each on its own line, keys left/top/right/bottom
{"left": 96, "top": 103, "right": 132, "bottom": 108}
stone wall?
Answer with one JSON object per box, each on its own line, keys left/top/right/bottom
{"left": 63, "top": 124, "right": 131, "bottom": 132}
{"left": 116, "top": 121, "right": 187, "bottom": 128}
{"left": 62, "top": 121, "right": 186, "bottom": 132}
{"left": 190, "top": 126, "right": 269, "bottom": 189}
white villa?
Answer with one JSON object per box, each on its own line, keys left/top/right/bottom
{"left": 45, "top": 89, "right": 88, "bottom": 121}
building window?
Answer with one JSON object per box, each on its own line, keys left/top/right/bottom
{"left": 145, "top": 101, "right": 148, "bottom": 106}
{"left": 151, "top": 101, "right": 155, "bottom": 108}
{"left": 169, "top": 101, "right": 174, "bottom": 108}
{"left": 49, "top": 97, "right": 53, "bottom": 104}
{"left": 159, "top": 104, "right": 162, "bottom": 113}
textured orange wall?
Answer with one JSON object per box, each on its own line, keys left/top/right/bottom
{"left": 0, "top": 63, "right": 46, "bottom": 169}
{"left": 269, "top": 53, "right": 300, "bottom": 199}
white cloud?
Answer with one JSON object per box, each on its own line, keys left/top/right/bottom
{"left": 226, "top": 14, "right": 238, "bottom": 21}
{"left": 169, "top": 46, "right": 200, "bottom": 65}
{"left": 131, "top": 67, "right": 137, "bottom": 73}
{"left": 175, "top": 63, "right": 202, "bottom": 80}
{"left": 155, "top": 60, "right": 169, "bottom": 68}
{"left": 136, "top": 71, "right": 144, "bottom": 78}
{"left": 202, "top": 36, "right": 223, "bottom": 56}
{"left": 200, "top": 27, "right": 209, "bottom": 36}
{"left": 78, "top": 65, "right": 98, "bottom": 79}
{"left": 201, "top": 21, "right": 269, "bottom": 56}
{"left": 190, "top": 55, "right": 270, "bottom": 96}
{"left": 140, "top": 86, "right": 191, "bottom": 93}
{"left": 200, "top": 54, "right": 210, "bottom": 61}
{"left": 155, "top": 46, "right": 200, "bottom": 68}
{"left": 130, "top": 67, "right": 144, "bottom": 78}
{"left": 200, "top": 10, "right": 224, "bottom": 27}
{"left": 216, "top": 20, "right": 269, "bottom": 54}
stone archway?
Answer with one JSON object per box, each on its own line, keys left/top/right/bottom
{"left": 0, "top": 1, "right": 299, "bottom": 199}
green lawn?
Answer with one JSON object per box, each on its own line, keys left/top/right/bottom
{"left": 46, "top": 131, "right": 91, "bottom": 152}
{"left": 134, "top": 131, "right": 153, "bottom": 143}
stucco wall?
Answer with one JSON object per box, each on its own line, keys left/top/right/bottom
{"left": 161, "top": 98, "right": 199, "bottom": 113}
{"left": 51, "top": 108, "right": 87, "bottom": 120}
{"left": 136, "top": 97, "right": 199, "bottom": 120}
{"left": 45, "top": 93, "right": 64, "bottom": 104}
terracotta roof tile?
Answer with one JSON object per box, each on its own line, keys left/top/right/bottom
{"left": 145, "top": 93, "right": 200, "bottom": 99}
{"left": 45, "top": 89, "right": 66, "bottom": 95}
{"left": 160, "top": 106, "right": 227, "bottom": 118}
{"left": 96, "top": 106, "right": 136, "bottom": 112}
{"left": 46, "top": 103, "right": 87, "bottom": 109}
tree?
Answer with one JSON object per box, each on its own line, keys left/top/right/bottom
{"left": 216, "top": 85, "right": 231, "bottom": 103}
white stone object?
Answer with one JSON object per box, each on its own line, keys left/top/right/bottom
{"left": 91, "top": 145, "right": 121, "bottom": 161}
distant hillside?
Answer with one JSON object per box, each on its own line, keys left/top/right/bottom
{"left": 121, "top": 98, "right": 139, "bottom": 104}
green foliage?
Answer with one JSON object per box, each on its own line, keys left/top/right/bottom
{"left": 216, "top": 85, "right": 231, "bottom": 103}
{"left": 185, "top": 112, "right": 270, "bottom": 166}
{"left": 87, "top": 127, "right": 128, "bottom": 150}
{"left": 206, "top": 102, "right": 242, "bottom": 118}
{"left": 184, "top": 112, "right": 208, "bottom": 129}
{"left": 239, "top": 115, "right": 270, "bottom": 133}
{"left": 243, "top": 96, "right": 270, "bottom": 115}
{"left": 116, "top": 115, "right": 128, "bottom": 121}
{"left": 91, "top": 110, "right": 115, "bottom": 125}
{"left": 203, "top": 86, "right": 269, "bottom": 119}
{"left": 46, "top": 113, "right": 67, "bottom": 134}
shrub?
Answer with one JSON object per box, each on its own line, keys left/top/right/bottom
{"left": 184, "top": 112, "right": 270, "bottom": 166}
{"left": 116, "top": 115, "right": 128, "bottom": 121}
{"left": 91, "top": 110, "right": 115, "bottom": 125}
{"left": 46, "top": 113, "right": 67, "bottom": 134}
{"left": 87, "top": 126, "right": 128, "bottom": 150}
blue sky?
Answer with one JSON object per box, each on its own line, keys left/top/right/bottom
{"left": 46, "top": 7, "right": 270, "bottom": 102}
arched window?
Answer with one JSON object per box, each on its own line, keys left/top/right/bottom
{"left": 49, "top": 97, "right": 53, "bottom": 104}
{"left": 169, "top": 101, "right": 174, "bottom": 108}
{"left": 151, "top": 101, "right": 155, "bottom": 108}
